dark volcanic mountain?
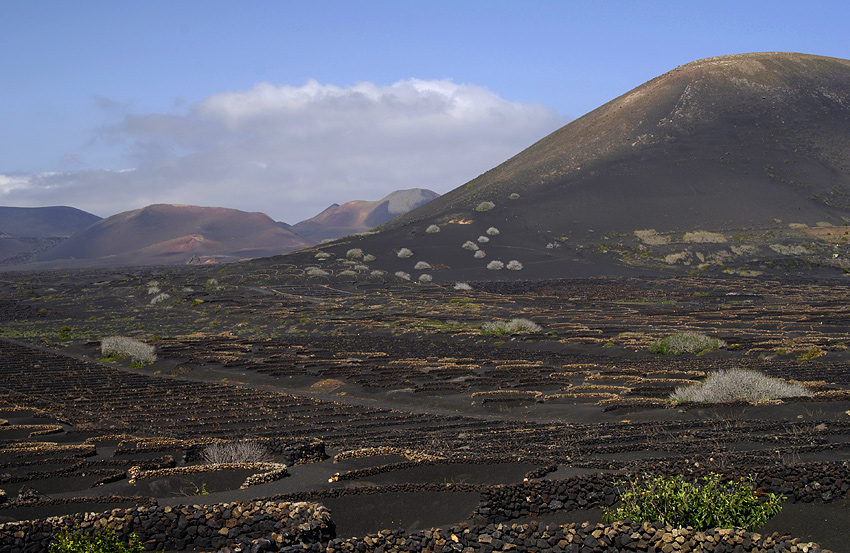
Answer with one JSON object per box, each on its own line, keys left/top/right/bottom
{"left": 0, "top": 206, "right": 101, "bottom": 238}
{"left": 311, "top": 53, "right": 850, "bottom": 281}
{"left": 34, "top": 204, "right": 313, "bottom": 268}
{"left": 0, "top": 206, "right": 101, "bottom": 266}
{"left": 292, "top": 188, "right": 439, "bottom": 242}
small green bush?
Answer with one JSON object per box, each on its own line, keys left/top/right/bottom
{"left": 670, "top": 368, "right": 812, "bottom": 403}
{"left": 49, "top": 526, "right": 143, "bottom": 553}
{"left": 649, "top": 332, "right": 725, "bottom": 355}
{"left": 475, "top": 201, "right": 495, "bottom": 212}
{"left": 603, "top": 473, "right": 783, "bottom": 531}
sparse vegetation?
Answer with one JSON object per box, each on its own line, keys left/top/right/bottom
{"left": 798, "top": 346, "right": 824, "bottom": 361}
{"left": 418, "top": 274, "right": 433, "bottom": 283}
{"left": 475, "top": 201, "right": 495, "bottom": 212}
{"left": 346, "top": 248, "right": 363, "bottom": 259}
{"left": 486, "top": 260, "right": 504, "bottom": 270}
{"left": 314, "top": 252, "right": 331, "bottom": 259}
{"left": 508, "top": 193, "right": 520, "bottom": 200}
{"left": 362, "top": 254, "right": 376, "bottom": 262}
{"left": 474, "top": 250, "right": 486, "bottom": 258}
{"left": 150, "top": 292, "right": 171, "bottom": 305}
{"left": 201, "top": 440, "right": 273, "bottom": 464}
{"left": 425, "top": 224, "right": 440, "bottom": 233}
{"left": 414, "top": 261, "right": 432, "bottom": 270}
{"left": 683, "top": 231, "right": 727, "bottom": 244}
{"left": 306, "top": 268, "right": 329, "bottom": 277}
{"left": 49, "top": 526, "right": 143, "bottom": 553}
{"left": 396, "top": 248, "right": 414, "bottom": 258}
{"left": 101, "top": 336, "right": 156, "bottom": 365}
{"left": 603, "top": 473, "right": 783, "bottom": 531}
{"left": 670, "top": 368, "right": 812, "bottom": 403}
{"left": 649, "top": 332, "right": 725, "bottom": 355}
{"left": 477, "top": 236, "right": 489, "bottom": 243}
{"left": 634, "top": 229, "right": 670, "bottom": 245}
{"left": 453, "top": 282, "right": 472, "bottom": 291}
{"left": 395, "top": 271, "right": 411, "bottom": 280}
{"left": 481, "top": 318, "right": 542, "bottom": 335}
{"left": 486, "top": 227, "right": 500, "bottom": 235}
{"left": 506, "top": 260, "right": 523, "bottom": 271}
{"left": 462, "top": 241, "right": 479, "bottom": 251}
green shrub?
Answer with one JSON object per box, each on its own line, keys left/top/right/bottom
{"left": 481, "top": 318, "right": 541, "bottom": 336}
{"left": 670, "top": 368, "right": 812, "bottom": 403}
{"left": 603, "top": 473, "right": 783, "bottom": 531}
{"left": 49, "top": 526, "right": 143, "bottom": 553}
{"left": 649, "top": 332, "right": 725, "bottom": 355}
{"left": 475, "top": 201, "right": 495, "bottom": 212}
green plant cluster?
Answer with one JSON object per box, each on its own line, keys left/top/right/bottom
{"left": 603, "top": 473, "right": 783, "bottom": 531}
{"left": 648, "top": 332, "right": 726, "bottom": 355}
{"left": 49, "top": 526, "right": 143, "bottom": 553}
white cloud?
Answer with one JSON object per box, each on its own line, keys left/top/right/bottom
{"left": 0, "top": 79, "right": 565, "bottom": 223}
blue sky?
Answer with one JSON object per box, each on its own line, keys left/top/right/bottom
{"left": 2, "top": 1, "right": 849, "bottom": 222}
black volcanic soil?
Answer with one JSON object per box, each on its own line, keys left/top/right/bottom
{"left": 1, "top": 262, "right": 850, "bottom": 550}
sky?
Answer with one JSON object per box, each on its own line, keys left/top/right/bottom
{"left": 3, "top": 1, "right": 850, "bottom": 223}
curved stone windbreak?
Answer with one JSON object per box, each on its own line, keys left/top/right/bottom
{"left": 0, "top": 500, "right": 332, "bottom": 552}
{"left": 127, "top": 461, "right": 288, "bottom": 489}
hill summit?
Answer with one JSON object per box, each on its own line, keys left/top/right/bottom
{"left": 306, "top": 52, "right": 850, "bottom": 281}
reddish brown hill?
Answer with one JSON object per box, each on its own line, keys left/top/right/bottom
{"left": 35, "top": 204, "right": 313, "bottom": 267}
{"left": 292, "top": 188, "right": 439, "bottom": 241}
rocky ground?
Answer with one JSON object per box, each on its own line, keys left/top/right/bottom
{"left": 0, "top": 264, "right": 848, "bottom": 551}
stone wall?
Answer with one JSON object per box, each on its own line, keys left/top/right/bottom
{"left": 225, "top": 520, "right": 831, "bottom": 553}
{"left": 0, "top": 500, "right": 332, "bottom": 553}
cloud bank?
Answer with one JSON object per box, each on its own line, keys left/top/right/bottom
{"left": 1, "top": 79, "right": 564, "bottom": 223}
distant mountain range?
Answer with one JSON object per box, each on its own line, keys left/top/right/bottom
{"left": 0, "top": 188, "right": 438, "bottom": 269}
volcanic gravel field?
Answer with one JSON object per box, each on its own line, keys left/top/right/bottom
{"left": 0, "top": 267, "right": 849, "bottom": 551}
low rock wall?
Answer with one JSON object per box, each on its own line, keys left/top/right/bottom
{"left": 475, "top": 463, "right": 850, "bottom": 523}
{"left": 243, "top": 520, "right": 831, "bottom": 553}
{"left": 0, "top": 500, "right": 332, "bottom": 553}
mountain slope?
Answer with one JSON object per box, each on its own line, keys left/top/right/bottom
{"left": 0, "top": 206, "right": 101, "bottom": 238}
{"left": 0, "top": 206, "right": 101, "bottom": 266}
{"left": 310, "top": 53, "right": 850, "bottom": 280}
{"left": 36, "top": 204, "right": 313, "bottom": 267}
{"left": 292, "top": 188, "right": 439, "bottom": 241}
